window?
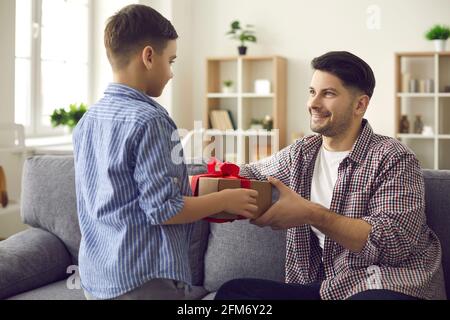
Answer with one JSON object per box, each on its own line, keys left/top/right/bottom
{"left": 15, "top": 0, "right": 92, "bottom": 136}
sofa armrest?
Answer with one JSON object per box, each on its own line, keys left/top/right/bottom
{"left": 0, "top": 228, "right": 72, "bottom": 299}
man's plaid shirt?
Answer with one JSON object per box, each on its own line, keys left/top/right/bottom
{"left": 240, "top": 119, "right": 443, "bottom": 300}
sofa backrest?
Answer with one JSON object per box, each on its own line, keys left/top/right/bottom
{"left": 21, "top": 156, "right": 81, "bottom": 264}
{"left": 423, "top": 170, "right": 450, "bottom": 297}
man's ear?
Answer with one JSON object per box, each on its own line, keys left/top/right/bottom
{"left": 355, "top": 95, "right": 369, "bottom": 116}
{"left": 142, "top": 46, "right": 154, "bottom": 70}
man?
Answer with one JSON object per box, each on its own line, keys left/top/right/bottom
{"left": 215, "top": 51, "right": 444, "bottom": 300}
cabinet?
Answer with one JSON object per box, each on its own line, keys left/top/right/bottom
{"left": 205, "top": 56, "right": 287, "bottom": 164}
{"left": 395, "top": 52, "right": 450, "bottom": 169}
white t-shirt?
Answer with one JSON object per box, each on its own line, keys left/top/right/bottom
{"left": 310, "top": 145, "right": 350, "bottom": 249}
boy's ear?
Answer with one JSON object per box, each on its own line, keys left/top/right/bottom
{"left": 142, "top": 46, "right": 154, "bottom": 70}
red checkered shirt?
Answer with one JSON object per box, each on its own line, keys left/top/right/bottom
{"left": 240, "top": 119, "right": 444, "bottom": 300}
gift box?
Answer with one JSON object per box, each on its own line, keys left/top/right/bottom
{"left": 197, "top": 177, "right": 272, "bottom": 221}
{"left": 190, "top": 158, "right": 272, "bottom": 223}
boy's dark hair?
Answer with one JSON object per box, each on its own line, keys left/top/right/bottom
{"left": 104, "top": 4, "right": 178, "bottom": 70}
{"left": 311, "top": 51, "right": 376, "bottom": 98}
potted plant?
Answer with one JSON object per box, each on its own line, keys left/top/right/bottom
{"left": 425, "top": 24, "right": 450, "bottom": 52}
{"left": 222, "top": 80, "right": 234, "bottom": 93}
{"left": 226, "top": 20, "right": 257, "bottom": 55}
{"left": 50, "top": 103, "right": 88, "bottom": 133}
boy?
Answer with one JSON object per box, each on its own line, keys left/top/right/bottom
{"left": 73, "top": 4, "right": 258, "bottom": 300}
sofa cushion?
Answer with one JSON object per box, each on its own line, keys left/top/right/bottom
{"left": 0, "top": 228, "right": 72, "bottom": 299}
{"left": 423, "top": 169, "right": 450, "bottom": 298}
{"left": 203, "top": 219, "right": 286, "bottom": 292}
{"left": 7, "top": 279, "right": 86, "bottom": 300}
{"left": 21, "top": 156, "right": 81, "bottom": 264}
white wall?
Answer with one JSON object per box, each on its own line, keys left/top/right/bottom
{"left": 0, "top": 0, "right": 15, "bottom": 126}
{"left": 188, "top": 0, "right": 450, "bottom": 140}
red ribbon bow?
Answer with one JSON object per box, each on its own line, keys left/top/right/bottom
{"left": 191, "top": 158, "right": 250, "bottom": 223}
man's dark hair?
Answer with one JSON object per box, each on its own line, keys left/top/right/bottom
{"left": 311, "top": 51, "right": 376, "bottom": 98}
{"left": 104, "top": 4, "right": 178, "bottom": 70}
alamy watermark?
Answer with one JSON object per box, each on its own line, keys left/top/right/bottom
{"left": 66, "top": 265, "right": 81, "bottom": 290}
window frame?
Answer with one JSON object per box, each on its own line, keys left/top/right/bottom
{"left": 16, "top": 0, "right": 94, "bottom": 138}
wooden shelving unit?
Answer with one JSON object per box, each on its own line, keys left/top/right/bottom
{"left": 205, "top": 56, "right": 287, "bottom": 164}
{"left": 395, "top": 51, "right": 450, "bottom": 170}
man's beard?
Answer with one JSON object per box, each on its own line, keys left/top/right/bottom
{"left": 310, "top": 107, "right": 353, "bottom": 137}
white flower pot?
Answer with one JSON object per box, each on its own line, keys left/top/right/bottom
{"left": 222, "top": 86, "right": 233, "bottom": 94}
{"left": 433, "top": 39, "right": 447, "bottom": 52}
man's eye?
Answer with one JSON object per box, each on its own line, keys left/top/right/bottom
{"left": 325, "top": 91, "right": 335, "bottom": 96}
{"left": 170, "top": 61, "right": 176, "bottom": 65}
{"left": 309, "top": 90, "right": 315, "bottom": 95}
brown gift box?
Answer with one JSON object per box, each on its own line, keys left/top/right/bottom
{"left": 196, "top": 177, "right": 272, "bottom": 220}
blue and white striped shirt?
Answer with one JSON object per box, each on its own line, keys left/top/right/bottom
{"left": 72, "top": 83, "right": 193, "bottom": 299}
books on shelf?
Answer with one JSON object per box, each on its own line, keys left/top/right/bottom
{"left": 210, "top": 110, "right": 236, "bottom": 131}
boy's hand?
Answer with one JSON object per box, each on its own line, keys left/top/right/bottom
{"left": 221, "top": 188, "right": 259, "bottom": 219}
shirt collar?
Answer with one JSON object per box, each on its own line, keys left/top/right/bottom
{"left": 302, "top": 119, "right": 373, "bottom": 165}
{"left": 104, "top": 83, "right": 169, "bottom": 115}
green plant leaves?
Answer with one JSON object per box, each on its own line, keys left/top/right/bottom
{"left": 50, "top": 103, "right": 87, "bottom": 129}
{"left": 425, "top": 24, "right": 450, "bottom": 40}
{"left": 226, "top": 20, "right": 257, "bottom": 46}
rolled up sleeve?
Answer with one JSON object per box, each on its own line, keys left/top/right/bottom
{"left": 133, "top": 117, "right": 185, "bottom": 225}
{"left": 356, "top": 152, "right": 425, "bottom": 266}
{"left": 240, "top": 142, "right": 298, "bottom": 185}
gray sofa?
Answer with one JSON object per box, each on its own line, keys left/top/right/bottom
{"left": 0, "top": 156, "right": 448, "bottom": 300}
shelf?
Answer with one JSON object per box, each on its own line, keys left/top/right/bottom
{"left": 207, "top": 93, "right": 274, "bottom": 98}
{"left": 205, "top": 129, "right": 276, "bottom": 137}
{"left": 207, "top": 93, "right": 239, "bottom": 98}
{"left": 397, "top": 134, "right": 435, "bottom": 139}
{"left": 397, "top": 93, "right": 450, "bottom": 98}
{"left": 242, "top": 93, "right": 274, "bottom": 98}
{"left": 397, "top": 93, "right": 435, "bottom": 98}
{"left": 438, "top": 135, "right": 450, "bottom": 139}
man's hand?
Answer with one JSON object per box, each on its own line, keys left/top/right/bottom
{"left": 251, "top": 177, "right": 316, "bottom": 230}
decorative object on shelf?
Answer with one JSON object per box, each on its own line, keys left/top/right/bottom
{"left": 402, "top": 73, "right": 411, "bottom": 92}
{"left": 414, "top": 115, "right": 424, "bottom": 134}
{"left": 262, "top": 115, "right": 274, "bottom": 131}
{"left": 250, "top": 118, "right": 264, "bottom": 130}
{"left": 425, "top": 79, "right": 435, "bottom": 93}
{"left": 50, "top": 103, "right": 87, "bottom": 132}
{"left": 0, "top": 166, "right": 8, "bottom": 208}
{"left": 419, "top": 80, "right": 426, "bottom": 93}
{"left": 400, "top": 115, "right": 410, "bottom": 134}
{"left": 226, "top": 20, "right": 257, "bottom": 56}
{"left": 254, "top": 79, "right": 271, "bottom": 94}
{"left": 425, "top": 24, "right": 450, "bottom": 52}
{"left": 222, "top": 80, "right": 234, "bottom": 94}
{"left": 422, "top": 126, "right": 434, "bottom": 136}
{"left": 210, "top": 110, "right": 235, "bottom": 131}
{"left": 409, "top": 79, "right": 418, "bottom": 93}
{"left": 444, "top": 85, "right": 450, "bottom": 93}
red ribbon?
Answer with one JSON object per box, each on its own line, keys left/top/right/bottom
{"left": 191, "top": 158, "right": 250, "bottom": 223}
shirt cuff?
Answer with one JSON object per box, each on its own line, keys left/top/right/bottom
{"left": 354, "top": 216, "right": 381, "bottom": 265}
{"left": 145, "top": 193, "right": 185, "bottom": 225}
